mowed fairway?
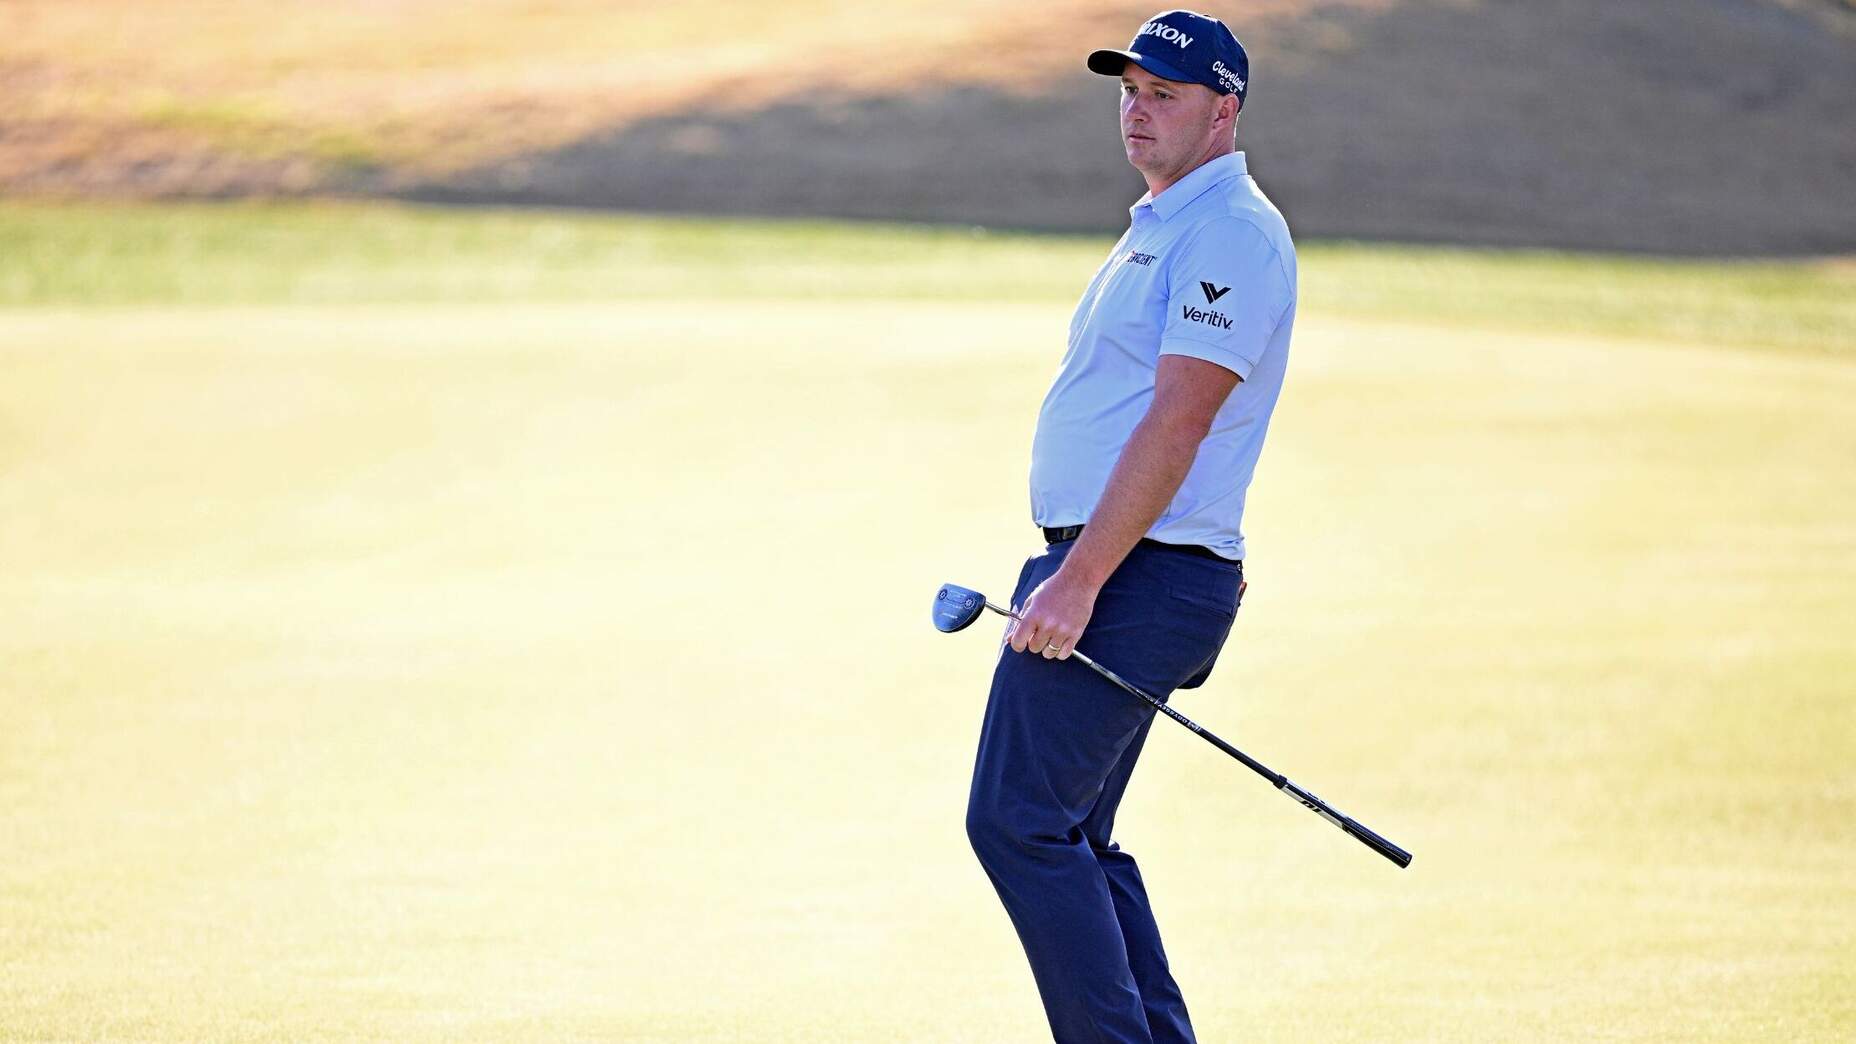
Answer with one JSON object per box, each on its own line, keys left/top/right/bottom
{"left": 1, "top": 205, "right": 1852, "bottom": 1042}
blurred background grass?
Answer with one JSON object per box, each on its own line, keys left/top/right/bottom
{"left": 6, "top": 1, "right": 1853, "bottom": 252}
{"left": 4, "top": 201, "right": 1853, "bottom": 355}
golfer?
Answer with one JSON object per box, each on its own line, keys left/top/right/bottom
{"left": 964, "top": 10, "right": 1296, "bottom": 1042}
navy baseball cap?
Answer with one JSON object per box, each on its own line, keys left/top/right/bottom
{"left": 1087, "top": 9, "right": 1249, "bottom": 102}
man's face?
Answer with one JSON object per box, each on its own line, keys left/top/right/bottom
{"left": 1119, "top": 63, "right": 1226, "bottom": 176}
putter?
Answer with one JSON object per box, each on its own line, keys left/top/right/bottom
{"left": 933, "top": 583, "right": 1413, "bottom": 869}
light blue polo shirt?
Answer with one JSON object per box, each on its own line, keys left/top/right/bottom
{"left": 1029, "top": 151, "right": 1296, "bottom": 561}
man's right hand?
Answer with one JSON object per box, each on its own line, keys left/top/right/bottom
{"left": 1006, "top": 567, "right": 1101, "bottom": 661}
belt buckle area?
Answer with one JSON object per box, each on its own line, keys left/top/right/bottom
{"left": 1042, "top": 525, "right": 1237, "bottom": 569}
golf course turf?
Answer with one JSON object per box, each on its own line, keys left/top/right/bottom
{"left": 2, "top": 201, "right": 1851, "bottom": 1041}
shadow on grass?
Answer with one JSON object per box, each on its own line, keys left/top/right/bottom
{"left": 400, "top": 0, "right": 1856, "bottom": 256}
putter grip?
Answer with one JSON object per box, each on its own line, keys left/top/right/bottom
{"left": 1343, "top": 817, "right": 1413, "bottom": 869}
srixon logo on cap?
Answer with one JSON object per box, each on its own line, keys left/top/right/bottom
{"left": 1138, "top": 20, "right": 1194, "bottom": 48}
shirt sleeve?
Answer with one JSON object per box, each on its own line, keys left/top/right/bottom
{"left": 1159, "top": 216, "right": 1291, "bottom": 381}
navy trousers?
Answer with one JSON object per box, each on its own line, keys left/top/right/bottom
{"left": 966, "top": 539, "right": 1243, "bottom": 1044}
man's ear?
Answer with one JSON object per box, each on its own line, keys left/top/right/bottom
{"left": 1210, "top": 92, "right": 1239, "bottom": 137}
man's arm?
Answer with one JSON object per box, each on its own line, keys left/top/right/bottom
{"left": 1007, "top": 354, "right": 1240, "bottom": 659}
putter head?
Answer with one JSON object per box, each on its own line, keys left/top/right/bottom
{"left": 932, "top": 584, "right": 989, "bottom": 633}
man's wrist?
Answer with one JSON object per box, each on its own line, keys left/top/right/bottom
{"left": 1055, "top": 543, "right": 1118, "bottom": 591}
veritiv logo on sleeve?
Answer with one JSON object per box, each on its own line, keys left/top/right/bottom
{"left": 1185, "top": 280, "right": 1234, "bottom": 328}
{"left": 1181, "top": 304, "right": 1233, "bottom": 330}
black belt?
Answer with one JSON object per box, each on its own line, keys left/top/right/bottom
{"left": 1042, "top": 525, "right": 1239, "bottom": 566}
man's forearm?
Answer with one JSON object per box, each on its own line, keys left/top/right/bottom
{"left": 1060, "top": 412, "right": 1210, "bottom": 588}
{"left": 1008, "top": 355, "right": 1236, "bottom": 659}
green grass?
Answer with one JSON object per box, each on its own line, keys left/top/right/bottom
{"left": 1, "top": 203, "right": 1852, "bottom": 1041}
{"left": 1307, "top": 241, "right": 1856, "bottom": 358}
{"left": 0, "top": 201, "right": 1096, "bottom": 307}
{"left": 132, "top": 95, "right": 388, "bottom": 172}
{"left": 2, "top": 201, "right": 1852, "bottom": 356}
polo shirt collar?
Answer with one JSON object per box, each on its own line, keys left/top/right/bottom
{"left": 1129, "top": 152, "right": 1249, "bottom": 223}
